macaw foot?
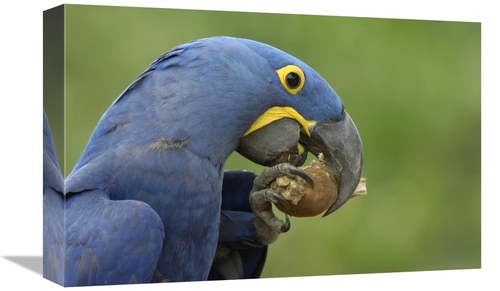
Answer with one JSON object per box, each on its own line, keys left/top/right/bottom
{"left": 250, "top": 163, "right": 314, "bottom": 245}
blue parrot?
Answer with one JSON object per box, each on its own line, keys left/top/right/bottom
{"left": 43, "top": 36, "right": 363, "bottom": 285}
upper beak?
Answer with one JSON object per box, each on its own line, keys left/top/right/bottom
{"left": 301, "top": 112, "right": 364, "bottom": 216}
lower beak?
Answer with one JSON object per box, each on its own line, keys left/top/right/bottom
{"left": 237, "top": 118, "right": 308, "bottom": 167}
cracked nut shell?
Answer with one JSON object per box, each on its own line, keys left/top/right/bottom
{"left": 270, "top": 160, "right": 338, "bottom": 217}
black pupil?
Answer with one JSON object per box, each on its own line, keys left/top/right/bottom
{"left": 286, "top": 72, "right": 301, "bottom": 88}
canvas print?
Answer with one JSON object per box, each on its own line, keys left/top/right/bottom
{"left": 43, "top": 4, "right": 480, "bottom": 287}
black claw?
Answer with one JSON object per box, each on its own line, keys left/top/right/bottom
{"left": 289, "top": 168, "right": 315, "bottom": 188}
{"left": 271, "top": 191, "right": 290, "bottom": 210}
{"left": 281, "top": 214, "right": 291, "bottom": 232}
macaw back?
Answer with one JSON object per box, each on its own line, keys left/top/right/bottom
{"left": 65, "top": 41, "right": 230, "bottom": 282}
{"left": 43, "top": 112, "right": 165, "bottom": 286}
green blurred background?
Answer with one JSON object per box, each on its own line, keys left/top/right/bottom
{"left": 45, "top": 4, "right": 481, "bottom": 278}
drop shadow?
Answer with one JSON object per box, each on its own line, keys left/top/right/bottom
{"left": 3, "top": 256, "right": 43, "bottom": 276}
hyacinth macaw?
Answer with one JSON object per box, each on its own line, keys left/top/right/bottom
{"left": 43, "top": 36, "right": 363, "bottom": 286}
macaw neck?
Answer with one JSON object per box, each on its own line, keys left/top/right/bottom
{"left": 84, "top": 93, "right": 260, "bottom": 170}
{"left": 67, "top": 99, "right": 254, "bottom": 194}
{"left": 72, "top": 45, "right": 276, "bottom": 178}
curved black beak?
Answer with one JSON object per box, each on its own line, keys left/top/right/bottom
{"left": 301, "top": 112, "right": 364, "bottom": 216}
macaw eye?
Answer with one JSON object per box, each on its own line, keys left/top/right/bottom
{"left": 276, "top": 65, "right": 306, "bottom": 95}
{"left": 286, "top": 72, "right": 301, "bottom": 88}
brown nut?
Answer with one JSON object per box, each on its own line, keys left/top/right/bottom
{"left": 270, "top": 160, "right": 338, "bottom": 217}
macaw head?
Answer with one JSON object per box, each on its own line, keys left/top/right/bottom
{"left": 78, "top": 36, "right": 363, "bottom": 215}
{"left": 226, "top": 37, "right": 364, "bottom": 215}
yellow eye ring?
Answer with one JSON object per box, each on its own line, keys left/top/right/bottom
{"left": 276, "top": 65, "right": 305, "bottom": 95}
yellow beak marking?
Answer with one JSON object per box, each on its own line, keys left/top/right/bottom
{"left": 244, "top": 106, "right": 316, "bottom": 137}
